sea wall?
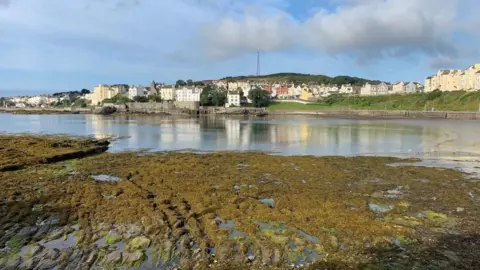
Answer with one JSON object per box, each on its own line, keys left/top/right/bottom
{"left": 99, "top": 101, "right": 199, "bottom": 114}
{"left": 314, "top": 110, "right": 480, "bottom": 120}
{"left": 0, "top": 107, "right": 92, "bottom": 114}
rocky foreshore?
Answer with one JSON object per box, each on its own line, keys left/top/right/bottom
{"left": 1, "top": 135, "right": 479, "bottom": 269}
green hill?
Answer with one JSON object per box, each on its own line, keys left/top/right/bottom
{"left": 267, "top": 90, "right": 480, "bottom": 112}
{"left": 221, "top": 73, "right": 381, "bottom": 86}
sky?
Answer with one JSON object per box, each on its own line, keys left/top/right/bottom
{"left": 0, "top": 0, "right": 479, "bottom": 95}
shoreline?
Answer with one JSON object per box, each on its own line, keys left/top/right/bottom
{"left": 2, "top": 107, "right": 480, "bottom": 120}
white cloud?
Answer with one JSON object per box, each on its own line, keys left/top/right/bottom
{"left": 200, "top": 10, "right": 298, "bottom": 59}
{"left": 200, "top": 0, "right": 475, "bottom": 65}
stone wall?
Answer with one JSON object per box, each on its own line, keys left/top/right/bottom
{"left": 313, "top": 110, "right": 480, "bottom": 120}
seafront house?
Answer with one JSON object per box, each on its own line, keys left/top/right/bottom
{"left": 176, "top": 86, "right": 201, "bottom": 102}
{"left": 226, "top": 91, "right": 241, "bottom": 107}
{"left": 339, "top": 84, "right": 361, "bottom": 95}
{"left": 300, "top": 87, "right": 314, "bottom": 100}
{"left": 128, "top": 86, "right": 145, "bottom": 100}
{"left": 160, "top": 85, "right": 176, "bottom": 101}
{"left": 92, "top": 84, "right": 115, "bottom": 105}
{"left": 425, "top": 63, "right": 480, "bottom": 92}
{"left": 392, "top": 82, "right": 406, "bottom": 94}
{"left": 111, "top": 84, "right": 127, "bottom": 96}
{"left": 405, "top": 82, "right": 423, "bottom": 93}
{"left": 360, "top": 82, "right": 379, "bottom": 96}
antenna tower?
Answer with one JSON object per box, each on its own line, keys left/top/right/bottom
{"left": 256, "top": 50, "right": 260, "bottom": 76}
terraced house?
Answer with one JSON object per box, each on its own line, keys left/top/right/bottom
{"left": 425, "top": 63, "right": 480, "bottom": 92}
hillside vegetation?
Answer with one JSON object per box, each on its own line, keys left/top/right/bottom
{"left": 222, "top": 72, "right": 380, "bottom": 86}
{"left": 268, "top": 91, "right": 480, "bottom": 111}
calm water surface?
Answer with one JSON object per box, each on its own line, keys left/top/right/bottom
{"left": 1, "top": 113, "right": 480, "bottom": 159}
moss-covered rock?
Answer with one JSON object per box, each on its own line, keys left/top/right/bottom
{"left": 127, "top": 236, "right": 151, "bottom": 251}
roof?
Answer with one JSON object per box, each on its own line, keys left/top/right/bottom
{"left": 228, "top": 91, "right": 240, "bottom": 95}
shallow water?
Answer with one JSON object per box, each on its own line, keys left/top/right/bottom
{"left": 1, "top": 114, "right": 480, "bottom": 158}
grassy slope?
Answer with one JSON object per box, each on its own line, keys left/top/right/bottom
{"left": 267, "top": 91, "right": 480, "bottom": 111}
{"left": 267, "top": 102, "right": 330, "bottom": 111}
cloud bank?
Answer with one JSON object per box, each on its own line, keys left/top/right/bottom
{"left": 0, "top": 0, "right": 478, "bottom": 91}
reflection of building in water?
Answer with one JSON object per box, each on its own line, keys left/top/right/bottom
{"left": 273, "top": 123, "right": 312, "bottom": 146}
{"left": 225, "top": 119, "right": 240, "bottom": 147}
{"left": 87, "top": 114, "right": 114, "bottom": 139}
{"left": 173, "top": 119, "right": 201, "bottom": 148}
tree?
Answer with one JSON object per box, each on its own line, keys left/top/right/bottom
{"left": 211, "top": 90, "right": 227, "bottom": 106}
{"left": 200, "top": 85, "right": 227, "bottom": 106}
{"left": 248, "top": 87, "right": 270, "bottom": 107}
{"left": 81, "top": 89, "right": 91, "bottom": 94}
{"left": 200, "top": 85, "right": 214, "bottom": 106}
{"left": 186, "top": 79, "right": 194, "bottom": 86}
{"left": 73, "top": 98, "right": 87, "bottom": 108}
{"left": 147, "top": 95, "right": 162, "bottom": 102}
{"left": 176, "top": 80, "right": 187, "bottom": 87}
{"left": 0, "top": 97, "right": 5, "bottom": 107}
{"left": 133, "top": 96, "right": 149, "bottom": 103}
{"left": 103, "top": 94, "right": 131, "bottom": 104}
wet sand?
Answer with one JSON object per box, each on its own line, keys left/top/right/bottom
{"left": 0, "top": 135, "right": 479, "bottom": 269}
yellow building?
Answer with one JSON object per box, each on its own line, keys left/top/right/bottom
{"left": 425, "top": 63, "right": 480, "bottom": 92}
{"left": 300, "top": 87, "right": 314, "bottom": 100}
{"left": 92, "top": 84, "right": 114, "bottom": 105}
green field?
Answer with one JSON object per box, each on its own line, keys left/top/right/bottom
{"left": 267, "top": 91, "right": 480, "bottom": 111}
{"left": 267, "top": 102, "right": 329, "bottom": 111}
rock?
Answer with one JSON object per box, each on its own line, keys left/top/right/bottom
{"left": 36, "top": 248, "right": 61, "bottom": 269}
{"left": 46, "top": 227, "right": 68, "bottom": 241}
{"left": 66, "top": 249, "right": 83, "bottom": 264}
{"left": 5, "top": 257, "right": 22, "bottom": 269}
{"left": 103, "top": 250, "right": 122, "bottom": 266}
{"left": 105, "top": 230, "right": 122, "bottom": 244}
{"left": 99, "top": 106, "right": 117, "bottom": 115}
{"left": 38, "top": 216, "right": 60, "bottom": 227}
{"left": 118, "top": 224, "right": 143, "bottom": 238}
{"left": 442, "top": 250, "right": 460, "bottom": 262}
{"left": 329, "top": 235, "right": 338, "bottom": 249}
{"left": 59, "top": 248, "right": 74, "bottom": 266}
{"left": 127, "top": 236, "right": 151, "bottom": 251}
{"left": 391, "top": 216, "right": 422, "bottom": 228}
{"left": 23, "top": 244, "right": 44, "bottom": 258}
{"left": 371, "top": 191, "right": 384, "bottom": 198}
{"left": 17, "top": 226, "right": 39, "bottom": 237}
{"left": 19, "top": 257, "right": 38, "bottom": 269}
{"left": 85, "top": 250, "right": 98, "bottom": 265}
{"left": 34, "top": 225, "right": 50, "bottom": 239}
{"left": 122, "top": 251, "right": 146, "bottom": 267}
{"left": 368, "top": 203, "right": 394, "bottom": 214}
{"left": 422, "top": 210, "right": 455, "bottom": 227}
{"left": 456, "top": 207, "right": 465, "bottom": 212}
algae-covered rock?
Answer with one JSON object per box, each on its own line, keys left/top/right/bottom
{"left": 105, "top": 230, "right": 122, "bottom": 245}
{"left": 102, "top": 250, "right": 122, "bottom": 266}
{"left": 23, "top": 244, "right": 44, "bottom": 259}
{"left": 390, "top": 216, "right": 422, "bottom": 228}
{"left": 122, "top": 251, "right": 146, "bottom": 267}
{"left": 127, "top": 236, "right": 151, "bottom": 251}
{"left": 422, "top": 210, "right": 455, "bottom": 227}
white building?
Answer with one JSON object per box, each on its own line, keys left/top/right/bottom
{"left": 84, "top": 93, "right": 94, "bottom": 102}
{"left": 160, "top": 86, "right": 176, "bottom": 101}
{"left": 176, "top": 86, "right": 200, "bottom": 102}
{"left": 128, "top": 86, "right": 145, "bottom": 100}
{"left": 26, "top": 96, "right": 47, "bottom": 106}
{"left": 227, "top": 91, "right": 241, "bottom": 107}
{"left": 339, "top": 84, "right": 361, "bottom": 95}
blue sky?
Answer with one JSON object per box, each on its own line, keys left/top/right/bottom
{"left": 0, "top": 0, "right": 479, "bottom": 96}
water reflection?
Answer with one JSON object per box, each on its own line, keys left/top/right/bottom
{"left": 1, "top": 113, "right": 480, "bottom": 157}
